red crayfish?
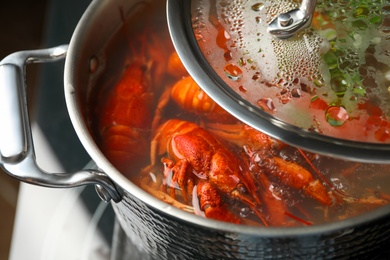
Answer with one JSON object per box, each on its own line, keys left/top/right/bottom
{"left": 149, "top": 119, "right": 268, "bottom": 225}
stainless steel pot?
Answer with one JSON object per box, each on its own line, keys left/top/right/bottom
{"left": 1, "top": 0, "right": 390, "bottom": 258}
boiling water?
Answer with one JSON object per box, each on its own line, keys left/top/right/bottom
{"left": 193, "top": 0, "right": 390, "bottom": 142}
{"left": 87, "top": 0, "right": 390, "bottom": 227}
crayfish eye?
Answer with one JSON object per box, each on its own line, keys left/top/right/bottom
{"left": 236, "top": 183, "right": 248, "bottom": 194}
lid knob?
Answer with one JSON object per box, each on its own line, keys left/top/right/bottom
{"left": 278, "top": 13, "right": 294, "bottom": 27}
{"left": 268, "top": 0, "right": 317, "bottom": 39}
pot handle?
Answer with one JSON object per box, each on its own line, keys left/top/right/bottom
{"left": 0, "top": 45, "right": 121, "bottom": 203}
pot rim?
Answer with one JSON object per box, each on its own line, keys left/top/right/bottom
{"left": 64, "top": 0, "right": 390, "bottom": 237}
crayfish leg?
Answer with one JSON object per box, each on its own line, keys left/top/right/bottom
{"left": 171, "top": 159, "right": 192, "bottom": 203}
{"left": 140, "top": 177, "right": 194, "bottom": 214}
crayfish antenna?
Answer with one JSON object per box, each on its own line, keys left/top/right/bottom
{"left": 150, "top": 132, "right": 160, "bottom": 166}
{"left": 151, "top": 87, "right": 172, "bottom": 135}
{"left": 284, "top": 212, "right": 312, "bottom": 226}
{"left": 251, "top": 207, "right": 269, "bottom": 227}
{"left": 231, "top": 190, "right": 269, "bottom": 227}
{"left": 298, "top": 148, "right": 332, "bottom": 187}
{"left": 298, "top": 148, "right": 347, "bottom": 198}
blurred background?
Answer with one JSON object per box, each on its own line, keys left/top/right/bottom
{"left": 0, "top": 1, "right": 48, "bottom": 259}
{"left": 0, "top": 0, "right": 111, "bottom": 259}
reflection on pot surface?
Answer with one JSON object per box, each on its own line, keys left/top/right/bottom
{"left": 87, "top": 1, "right": 390, "bottom": 227}
{"left": 193, "top": 0, "right": 390, "bottom": 143}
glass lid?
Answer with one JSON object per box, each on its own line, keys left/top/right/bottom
{"left": 166, "top": 0, "right": 390, "bottom": 163}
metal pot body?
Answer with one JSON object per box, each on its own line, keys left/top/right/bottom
{"left": 113, "top": 192, "right": 390, "bottom": 259}
{"left": 64, "top": 0, "right": 390, "bottom": 258}
{"left": 1, "top": 0, "right": 390, "bottom": 258}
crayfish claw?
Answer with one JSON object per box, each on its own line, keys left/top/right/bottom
{"left": 197, "top": 182, "right": 241, "bottom": 224}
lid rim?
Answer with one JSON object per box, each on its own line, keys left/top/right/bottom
{"left": 167, "top": 0, "right": 390, "bottom": 163}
